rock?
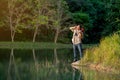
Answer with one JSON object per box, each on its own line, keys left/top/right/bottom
{"left": 71, "top": 65, "right": 80, "bottom": 70}
{"left": 71, "top": 60, "right": 80, "bottom": 66}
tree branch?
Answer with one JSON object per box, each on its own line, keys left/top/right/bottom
{"left": 60, "top": 27, "right": 69, "bottom": 33}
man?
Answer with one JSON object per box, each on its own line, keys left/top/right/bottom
{"left": 70, "top": 25, "right": 83, "bottom": 62}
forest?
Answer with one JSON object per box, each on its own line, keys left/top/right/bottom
{"left": 0, "top": 0, "right": 120, "bottom": 77}
{"left": 0, "top": 0, "right": 120, "bottom": 44}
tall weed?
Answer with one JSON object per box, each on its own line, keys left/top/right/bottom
{"left": 82, "top": 33, "right": 120, "bottom": 69}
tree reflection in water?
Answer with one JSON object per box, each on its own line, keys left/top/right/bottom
{"left": 54, "top": 48, "right": 59, "bottom": 66}
{"left": 7, "top": 48, "right": 20, "bottom": 80}
{"left": 72, "top": 67, "right": 84, "bottom": 80}
{"left": 4, "top": 48, "right": 119, "bottom": 80}
{"left": 32, "top": 49, "right": 39, "bottom": 80}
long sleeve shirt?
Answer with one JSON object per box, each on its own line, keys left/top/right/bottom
{"left": 70, "top": 27, "right": 82, "bottom": 44}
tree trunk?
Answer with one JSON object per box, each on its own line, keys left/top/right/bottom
{"left": 10, "top": 28, "right": 14, "bottom": 42}
{"left": 11, "top": 35, "right": 14, "bottom": 42}
{"left": 54, "top": 28, "right": 59, "bottom": 44}
{"left": 11, "top": 31, "right": 15, "bottom": 42}
{"left": 10, "top": 26, "right": 15, "bottom": 42}
{"left": 33, "top": 26, "right": 38, "bottom": 42}
{"left": 9, "top": 13, "right": 14, "bottom": 42}
{"left": 8, "top": 0, "right": 15, "bottom": 42}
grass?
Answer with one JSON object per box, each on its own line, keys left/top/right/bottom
{"left": 0, "top": 42, "right": 96, "bottom": 49}
{"left": 0, "top": 42, "right": 71, "bottom": 49}
{"left": 81, "top": 33, "right": 120, "bottom": 72}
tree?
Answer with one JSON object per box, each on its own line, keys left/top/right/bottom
{"left": 50, "top": 0, "right": 70, "bottom": 43}
{"left": 71, "top": 12, "right": 90, "bottom": 26}
{"left": 102, "top": 0, "right": 120, "bottom": 36}
{"left": 66, "top": 0, "right": 107, "bottom": 43}
{"left": 27, "top": 0, "right": 49, "bottom": 42}
{"left": 6, "top": 0, "right": 28, "bottom": 42}
{"left": 66, "top": 0, "right": 85, "bottom": 12}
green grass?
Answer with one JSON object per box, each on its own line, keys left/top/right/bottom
{"left": 0, "top": 42, "right": 96, "bottom": 49}
{"left": 0, "top": 42, "right": 71, "bottom": 49}
{"left": 81, "top": 33, "right": 120, "bottom": 71}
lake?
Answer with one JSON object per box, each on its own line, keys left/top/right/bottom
{"left": 0, "top": 48, "right": 119, "bottom": 80}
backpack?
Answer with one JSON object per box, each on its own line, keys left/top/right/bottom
{"left": 80, "top": 27, "right": 84, "bottom": 39}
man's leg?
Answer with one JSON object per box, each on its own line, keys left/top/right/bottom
{"left": 73, "top": 44, "right": 77, "bottom": 61}
{"left": 77, "top": 43, "right": 82, "bottom": 60}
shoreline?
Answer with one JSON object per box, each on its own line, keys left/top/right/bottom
{"left": 0, "top": 42, "right": 96, "bottom": 49}
{"left": 71, "top": 61, "right": 119, "bottom": 74}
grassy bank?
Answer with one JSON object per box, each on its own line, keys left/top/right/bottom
{"left": 0, "top": 42, "right": 71, "bottom": 49}
{"left": 0, "top": 42, "right": 96, "bottom": 49}
{"left": 80, "top": 33, "right": 120, "bottom": 73}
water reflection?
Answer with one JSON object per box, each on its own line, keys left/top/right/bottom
{"left": 72, "top": 68, "right": 84, "bottom": 80}
{"left": 54, "top": 48, "right": 59, "bottom": 65}
{"left": 32, "top": 49, "right": 38, "bottom": 80}
{"left": 0, "top": 48, "right": 119, "bottom": 80}
{"left": 7, "top": 48, "right": 20, "bottom": 80}
{"left": 73, "top": 66, "right": 120, "bottom": 80}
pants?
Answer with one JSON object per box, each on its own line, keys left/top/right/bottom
{"left": 73, "top": 43, "right": 82, "bottom": 61}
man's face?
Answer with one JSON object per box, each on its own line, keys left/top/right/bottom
{"left": 76, "top": 25, "right": 80, "bottom": 30}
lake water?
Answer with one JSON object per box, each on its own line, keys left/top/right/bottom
{"left": 0, "top": 49, "right": 119, "bottom": 80}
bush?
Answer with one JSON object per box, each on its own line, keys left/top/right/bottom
{"left": 82, "top": 32, "right": 120, "bottom": 70}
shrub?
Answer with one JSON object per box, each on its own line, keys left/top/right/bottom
{"left": 82, "top": 32, "right": 120, "bottom": 69}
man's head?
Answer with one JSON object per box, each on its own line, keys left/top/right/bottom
{"left": 76, "top": 25, "right": 81, "bottom": 30}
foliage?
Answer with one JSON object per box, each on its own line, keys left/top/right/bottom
{"left": 28, "top": 0, "right": 49, "bottom": 28}
{"left": 102, "top": 0, "right": 120, "bottom": 36}
{"left": 71, "top": 12, "right": 90, "bottom": 24}
{"left": 82, "top": 32, "right": 120, "bottom": 70}
{"left": 0, "top": 0, "right": 120, "bottom": 43}
{"left": 48, "top": 0, "right": 71, "bottom": 43}
{"left": 66, "top": 0, "right": 120, "bottom": 43}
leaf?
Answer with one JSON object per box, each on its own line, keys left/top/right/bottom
{"left": 53, "top": 21, "right": 59, "bottom": 27}
{"left": 38, "top": 15, "right": 48, "bottom": 25}
{"left": 115, "top": 18, "right": 120, "bottom": 22}
{"left": 16, "top": 29, "right": 22, "bottom": 33}
{"left": 0, "top": 21, "right": 5, "bottom": 27}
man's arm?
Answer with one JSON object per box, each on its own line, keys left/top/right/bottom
{"left": 69, "top": 27, "right": 75, "bottom": 32}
